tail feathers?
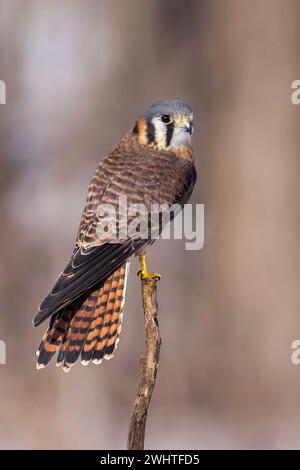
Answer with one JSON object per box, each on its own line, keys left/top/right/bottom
{"left": 36, "top": 308, "right": 73, "bottom": 369}
{"left": 60, "top": 289, "right": 100, "bottom": 371}
{"left": 81, "top": 261, "right": 129, "bottom": 365}
{"left": 36, "top": 261, "right": 129, "bottom": 372}
{"left": 80, "top": 276, "right": 113, "bottom": 365}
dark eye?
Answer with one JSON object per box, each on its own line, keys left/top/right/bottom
{"left": 161, "top": 114, "right": 172, "bottom": 124}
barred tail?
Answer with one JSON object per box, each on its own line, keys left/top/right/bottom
{"left": 36, "top": 261, "right": 130, "bottom": 372}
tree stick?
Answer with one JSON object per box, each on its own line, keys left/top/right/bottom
{"left": 127, "top": 276, "right": 161, "bottom": 450}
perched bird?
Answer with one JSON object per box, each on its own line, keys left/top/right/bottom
{"left": 34, "top": 99, "right": 197, "bottom": 372}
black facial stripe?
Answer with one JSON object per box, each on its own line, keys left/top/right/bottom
{"left": 146, "top": 119, "right": 156, "bottom": 144}
{"left": 132, "top": 122, "right": 139, "bottom": 134}
{"left": 166, "top": 122, "right": 174, "bottom": 147}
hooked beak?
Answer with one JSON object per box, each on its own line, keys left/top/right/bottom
{"left": 177, "top": 117, "right": 192, "bottom": 135}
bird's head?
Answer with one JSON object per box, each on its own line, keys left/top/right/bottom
{"left": 132, "top": 99, "right": 194, "bottom": 153}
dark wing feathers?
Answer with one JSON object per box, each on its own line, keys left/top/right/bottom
{"left": 33, "top": 239, "right": 141, "bottom": 326}
{"left": 33, "top": 139, "right": 196, "bottom": 328}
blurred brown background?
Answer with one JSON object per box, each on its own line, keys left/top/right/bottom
{"left": 0, "top": 0, "right": 300, "bottom": 449}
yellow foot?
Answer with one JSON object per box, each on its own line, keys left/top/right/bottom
{"left": 138, "top": 255, "right": 161, "bottom": 281}
{"left": 138, "top": 270, "right": 161, "bottom": 281}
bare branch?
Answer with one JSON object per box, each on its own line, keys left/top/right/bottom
{"left": 127, "top": 277, "right": 161, "bottom": 450}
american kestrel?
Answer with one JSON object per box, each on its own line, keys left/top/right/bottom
{"left": 34, "top": 99, "right": 197, "bottom": 372}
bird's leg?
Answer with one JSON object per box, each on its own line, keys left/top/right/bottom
{"left": 138, "top": 255, "right": 161, "bottom": 280}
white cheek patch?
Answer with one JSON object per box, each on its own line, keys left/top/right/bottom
{"left": 152, "top": 116, "right": 167, "bottom": 149}
{"left": 151, "top": 116, "right": 192, "bottom": 150}
{"left": 170, "top": 126, "right": 192, "bottom": 149}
